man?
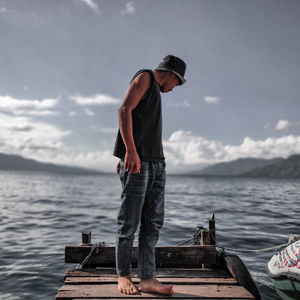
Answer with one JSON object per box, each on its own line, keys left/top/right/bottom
{"left": 113, "top": 55, "right": 186, "bottom": 295}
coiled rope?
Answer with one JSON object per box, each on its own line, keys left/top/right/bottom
{"left": 80, "top": 241, "right": 106, "bottom": 267}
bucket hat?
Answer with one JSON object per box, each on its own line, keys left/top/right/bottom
{"left": 155, "top": 55, "right": 186, "bottom": 85}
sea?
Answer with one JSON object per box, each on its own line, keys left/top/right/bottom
{"left": 0, "top": 170, "right": 299, "bottom": 300}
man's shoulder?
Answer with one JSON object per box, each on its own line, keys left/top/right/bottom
{"left": 131, "top": 69, "right": 153, "bottom": 82}
{"left": 130, "top": 69, "right": 153, "bottom": 89}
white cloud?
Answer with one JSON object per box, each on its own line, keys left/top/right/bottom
{"left": 80, "top": 0, "right": 99, "bottom": 12}
{"left": 163, "top": 130, "right": 300, "bottom": 173}
{"left": 25, "top": 110, "right": 60, "bottom": 116}
{"left": 84, "top": 108, "right": 95, "bottom": 116}
{"left": 2, "top": 115, "right": 299, "bottom": 174}
{"left": 90, "top": 125, "right": 117, "bottom": 133}
{"left": 275, "top": 119, "right": 291, "bottom": 130}
{"left": 50, "top": 150, "right": 118, "bottom": 172}
{"left": 0, "top": 95, "right": 59, "bottom": 115}
{"left": 275, "top": 119, "right": 300, "bottom": 131}
{"left": 167, "top": 100, "right": 190, "bottom": 108}
{"left": 0, "top": 112, "right": 118, "bottom": 172}
{"left": 204, "top": 96, "right": 220, "bottom": 104}
{"left": 70, "top": 93, "right": 120, "bottom": 105}
{"left": 0, "top": 112, "right": 70, "bottom": 159}
{"left": 121, "top": 1, "right": 136, "bottom": 15}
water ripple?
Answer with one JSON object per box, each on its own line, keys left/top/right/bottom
{"left": 1, "top": 172, "right": 299, "bottom": 299}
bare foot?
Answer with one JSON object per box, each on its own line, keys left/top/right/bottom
{"left": 138, "top": 278, "right": 174, "bottom": 295}
{"left": 118, "top": 276, "right": 138, "bottom": 295}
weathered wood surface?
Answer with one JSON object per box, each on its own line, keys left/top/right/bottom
{"left": 57, "top": 268, "right": 254, "bottom": 299}
{"left": 65, "top": 268, "right": 231, "bottom": 279}
{"left": 56, "top": 283, "right": 254, "bottom": 299}
{"left": 65, "top": 276, "right": 237, "bottom": 285}
{"left": 65, "top": 245, "right": 216, "bottom": 267}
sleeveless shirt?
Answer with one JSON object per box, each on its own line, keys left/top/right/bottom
{"left": 113, "top": 69, "right": 165, "bottom": 162}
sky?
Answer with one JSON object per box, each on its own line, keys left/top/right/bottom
{"left": 0, "top": 0, "right": 299, "bottom": 173}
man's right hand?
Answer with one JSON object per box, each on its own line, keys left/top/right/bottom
{"left": 124, "top": 151, "right": 141, "bottom": 174}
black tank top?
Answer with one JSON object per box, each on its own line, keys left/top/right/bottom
{"left": 113, "top": 69, "right": 165, "bottom": 162}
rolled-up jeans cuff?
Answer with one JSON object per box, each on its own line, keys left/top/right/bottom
{"left": 117, "top": 270, "right": 131, "bottom": 277}
{"left": 138, "top": 268, "right": 155, "bottom": 279}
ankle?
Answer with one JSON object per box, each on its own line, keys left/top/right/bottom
{"left": 119, "top": 275, "right": 131, "bottom": 279}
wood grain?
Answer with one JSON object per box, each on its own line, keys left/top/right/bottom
{"left": 65, "top": 245, "right": 216, "bottom": 267}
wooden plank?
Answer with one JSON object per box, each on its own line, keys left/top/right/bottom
{"left": 65, "top": 268, "right": 231, "bottom": 279}
{"left": 200, "top": 230, "right": 210, "bottom": 269}
{"left": 65, "top": 245, "right": 216, "bottom": 267}
{"left": 65, "top": 276, "right": 237, "bottom": 285}
{"left": 55, "top": 284, "right": 254, "bottom": 299}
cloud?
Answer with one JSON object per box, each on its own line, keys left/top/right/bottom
{"left": 70, "top": 93, "right": 120, "bottom": 105}
{"left": 0, "top": 95, "right": 59, "bottom": 115}
{"left": 275, "top": 119, "right": 300, "bottom": 131}
{"left": 275, "top": 120, "right": 291, "bottom": 130}
{"left": 204, "top": 96, "right": 220, "bottom": 104}
{"left": 0, "top": 112, "right": 118, "bottom": 172}
{"left": 50, "top": 150, "right": 118, "bottom": 172}
{"left": 84, "top": 108, "right": 95, "bottom": 116}
{"left": 163, "top": 130, "right": 300, "bottom": 173}
{"left": 0, "top": 112, "right": 70, "bottom": 159}
{"left": 90, "top": 125, "right": 117, "bottom": 133}
{"left": 2, "top": 116, "right": 299, "bottom": 174}
{"left": 80, "top": 0, "right": 99, "bottom": 13}
{"left": 121, "top": 1, "right": 136, "bottom": 15}
{"left": 167, "top": 100, "right": 190, "bottom": 108}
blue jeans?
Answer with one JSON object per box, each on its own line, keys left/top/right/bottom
{"left": 116, "top": 159, "right": 166, "bottom": 279}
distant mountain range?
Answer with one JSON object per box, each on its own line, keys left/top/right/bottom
{"left": 192, "top": 155, "right": 300, "bottom": 179}
{"left": 193, "top": 157, "right": 283, "bottom": 176}
{"left": 0, "top": 153, "right": 105, "bottom": 175}
{"left": 243, "top": 154, "right": 300, "bottom": 178}
{"left": 1, "top": 152, "right": 300, "bottom": 178}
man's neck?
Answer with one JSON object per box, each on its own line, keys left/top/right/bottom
{"left": 153, "top": 70, "right": 165, "bottom": 87}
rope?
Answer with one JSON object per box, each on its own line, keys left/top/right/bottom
{"left": 176, "top": 226, "right": 300, "bottom": 254}
{"left": 210, "top": 232, "right": 300, "bottom": 254}
{"left": 215, "top": 241, "right": 295, "bottom": 254}
{"left": 176, "top": 226, "right": 204, "bottom": 246}
{"left": 81, "top": 241, "right": 106, "bottom": 267}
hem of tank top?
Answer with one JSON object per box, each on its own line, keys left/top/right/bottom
{"left": 115, "top": 156, "right": 165, "bottom": 163}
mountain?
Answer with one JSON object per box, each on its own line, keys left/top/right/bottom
{"left": 192, "top": 157, "right": 283, "bottom": 176}
{"left": 0, "top": 153, "right": 105, "bottom": 175}
{"left": 242, "top": 154, "right": 300, "bottom": 178}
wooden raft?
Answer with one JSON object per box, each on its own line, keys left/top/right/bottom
{"left": 56, "top": 216, "right": 255, "bottom": 299}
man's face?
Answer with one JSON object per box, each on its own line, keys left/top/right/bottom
{"left": 160, "top": 72, "right": 180, "bottom": 93}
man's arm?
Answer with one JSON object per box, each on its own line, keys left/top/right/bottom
{"left": 118, "top": 72, "right": 151, "bottom": 174}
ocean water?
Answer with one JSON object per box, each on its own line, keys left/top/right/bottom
{"left": 0, "top": 170, "right": 299, "bottom": 300}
